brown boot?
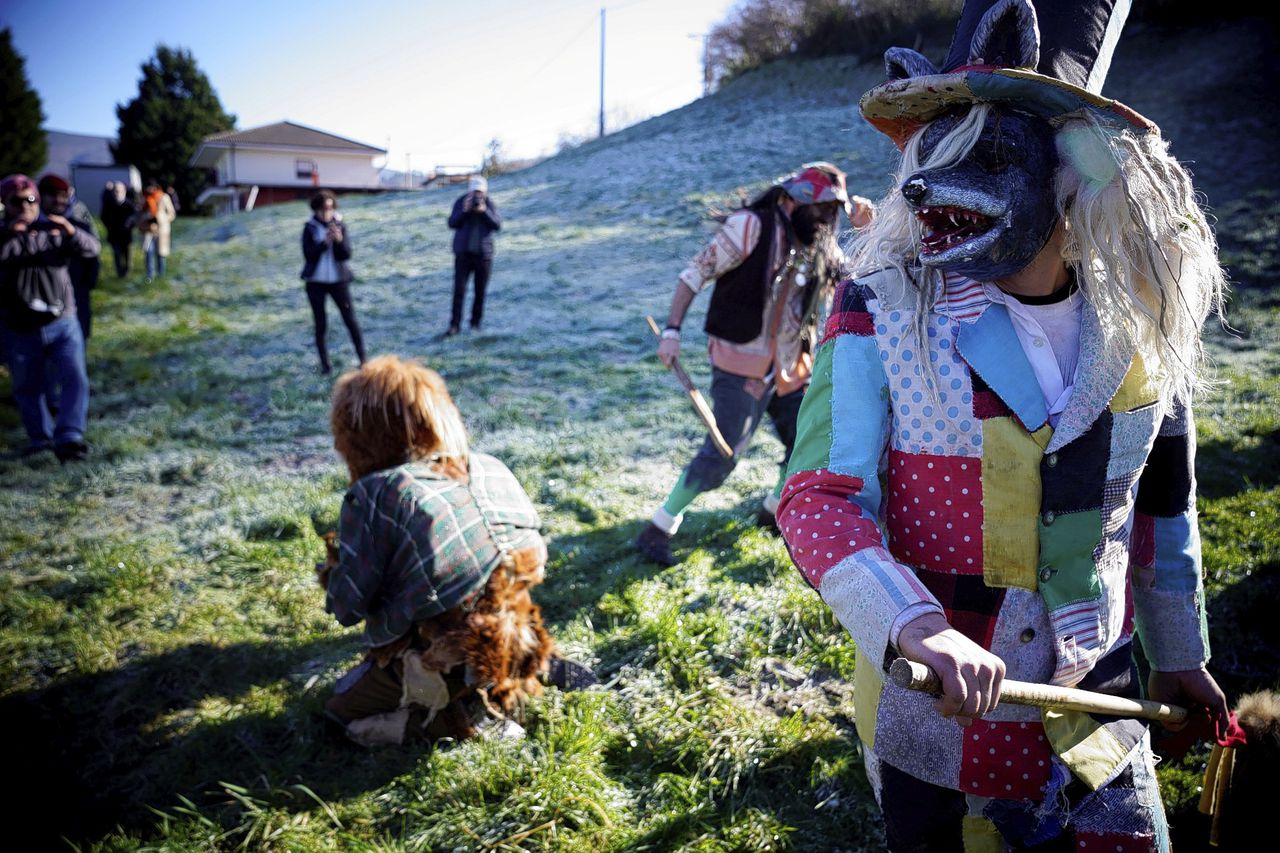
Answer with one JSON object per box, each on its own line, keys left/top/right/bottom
{"left": 635, "top": 522, "right": 677, "bottom": 566}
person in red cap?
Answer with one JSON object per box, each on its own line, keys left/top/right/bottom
{"left": 1, "top": 174, "right": 101, "bottom": 461}
{"left": 634, "top": 163, "right": 874, "bottom": 566}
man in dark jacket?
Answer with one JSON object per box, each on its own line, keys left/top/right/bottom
{"left": 444, "top": 175, "right": 501, "bottom": 336}
{"left": 100, "top": 181, "right": 136, "bottom": 278}
{"left": 39, "top": 174, "right": 100, "bottom": 340}
{"left": 1, "top": 174, "right": 101, "bottom": 461}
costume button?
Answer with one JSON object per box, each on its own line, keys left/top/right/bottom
{"left": 1020, "top": 628, "right": 1036, "bottom": 643}
{"left": 1045, "top": 453, "right": 1059, "bottom": 468}
{"left": 1033, "top": 337, "right": 1045, "bottom": 347}
{"left": 1039, "top": 566, "right": 1054, "bottom": 583}
{"left": 1042, "top": 510, "right": 1056, "bottom": 525}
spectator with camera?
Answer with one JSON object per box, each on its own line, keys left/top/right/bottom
{"left": 1, "top": 174, "right": 100, "bottom": 461}
{"left": 301, "top": 190, "right": 367, "bottom": 375}
{"left": 444, "top": 175, "right": 501, "bottom": 337}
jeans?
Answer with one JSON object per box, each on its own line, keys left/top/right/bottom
{"left": 2, "top": 315, "right": 89, "bottom": 448}
{"left": 451, "top": 252, "right": 492, "bottom": 328}
{"left": 682, "top": 367, "right": 805, "bottom": 493}
{"left": 144, "top": 235, "right": 166, "bottom": 278}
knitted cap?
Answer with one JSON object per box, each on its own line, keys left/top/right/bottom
{"left": 1, "top": 174, "right": 39, "bottom": 202}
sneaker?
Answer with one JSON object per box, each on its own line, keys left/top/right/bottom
{"left": 469, "top": 321, "right": 481, "bottom": 332}
{"left": 545, "top": 656, "right": 599, "bottom": 691}
{"left": 635, "top": 522, "right": 677, "bottom": 566}
{"left": 442, "top": 325, "right": 461, "bottom": 338}
{"left": 54, "top": 440, "right": 90, "bottom": 463}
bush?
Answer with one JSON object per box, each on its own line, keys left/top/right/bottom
{"left": 704, "top": 0, "right": 961, "bottom": 88}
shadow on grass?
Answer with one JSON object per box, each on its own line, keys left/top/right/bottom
{"left": 0, "top": 635, "right": 423, "bottom": 848}
{"left": 540, "top": 498, "right": 788, "bottom": 626}
{"left": 1206, "top": 561, "right": 1280, "bottom": 696}
{"left": 1197, "top": 428, "right": 1280, "bottom": 499}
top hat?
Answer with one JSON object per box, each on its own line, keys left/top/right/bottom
{"left": 860, "top": 0, "right": 1154, "bottom": 148}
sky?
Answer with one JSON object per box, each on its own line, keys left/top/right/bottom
{"left": 3, "top": 0, "right": 737, "bottom": 171}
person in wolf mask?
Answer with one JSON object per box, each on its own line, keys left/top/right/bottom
{"left": 779, "top": 1, "right": 1229, "bottom": 849}
{"left": 635, "top": 163, "right": 873, "bottom": 566}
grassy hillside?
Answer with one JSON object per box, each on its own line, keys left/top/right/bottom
{"left": 1, "top": 18, "right": 1276, "bottom": 851}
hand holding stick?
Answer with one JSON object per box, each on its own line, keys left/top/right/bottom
{"left": 645, "top": 315, "right": 733, "bottom": 459}
{"left": 890, "top": 658, "right": 1189, "bottom": 724}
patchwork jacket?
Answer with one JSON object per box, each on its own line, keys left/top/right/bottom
{"left": 779, "top": 269, "right": 1210, "bottom": 797}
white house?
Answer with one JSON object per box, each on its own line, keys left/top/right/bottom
{"left": 41, "top": 130, "right": 141, "bottom": 217}
{"left": 189, "top": 120, "right": 387, "bottom": 210}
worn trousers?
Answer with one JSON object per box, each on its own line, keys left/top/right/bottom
{"left": 2, "top": 315, "right": 89, "bottom": 448}
{"left": 682, "top": 367, "right": 805, "bottom": 494}
{"left": 451, "top": 252, "right": 492, "bottom": 328}
{"left": 306, "top": 281, "right": 367, "bottom": 373}
{"left": 109, "top": 239, "right": 131, "bottom": 278}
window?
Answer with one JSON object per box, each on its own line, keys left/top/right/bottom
{"left": 296, "top": 159, "right": 318, "bottom": 179}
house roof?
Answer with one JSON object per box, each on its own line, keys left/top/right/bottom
{"left": 190, "top": 121, "right": 386, "bottom": 167}
{"left": 40, "top": 130, "right": 116, "bottom": 175}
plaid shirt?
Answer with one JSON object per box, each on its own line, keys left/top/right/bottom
{"left": 326, "top": 453, "right": 543, "bottom": 648}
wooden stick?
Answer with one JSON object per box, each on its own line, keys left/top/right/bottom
{"left": 645, "top": 315, "right": 734, "bottom": 459}
{"left": 889, "top": 658, "right": 1189, "bottom": 724}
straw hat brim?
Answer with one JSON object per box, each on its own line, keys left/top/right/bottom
{"left": 859, "top": 67, "right": 1155, "bottom": 149}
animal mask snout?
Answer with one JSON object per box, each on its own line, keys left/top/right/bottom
{"left": 902, "top": 177, "right": 928, "bottom": 205}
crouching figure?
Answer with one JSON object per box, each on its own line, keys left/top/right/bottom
{"left": 321, "top": 354, "right": 566, "bottom": 746}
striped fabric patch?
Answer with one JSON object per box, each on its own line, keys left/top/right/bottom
{"left": 937, "top": 272, "right": 989, "bottom": 321}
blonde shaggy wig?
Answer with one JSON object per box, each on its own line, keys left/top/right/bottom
{"left": 330, "top": 355, "right": 470, "bottom": 483}
{"left": 849, "top": 104, "right": 1227, "bottom": 404}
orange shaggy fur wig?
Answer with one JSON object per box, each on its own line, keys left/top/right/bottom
{"left": 324, "top": 355, "right": 554, "bottom": 741}
{"left": 330, "top": 354, "right": 469, "bottom": 483}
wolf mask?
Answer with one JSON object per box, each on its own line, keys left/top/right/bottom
{"left": 905, "top": 105, "right": 1058, "bottom": 280}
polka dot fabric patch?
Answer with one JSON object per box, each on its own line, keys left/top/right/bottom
{"left": 779, "top": 470, "right": 883, "bottom": 588}
{"left": 958, "top": 720, "right": 1053, "bottom": 800}
{"left": 886, "top": 450, "right": 984, "bottom": 574}
{"left": 877, "top": 311, "right": 982, "bottom": 457}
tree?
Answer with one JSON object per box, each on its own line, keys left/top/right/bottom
{"left": 113, "top": 46, "right": 235, "bottom": 212}
{"left": 481, "top": 138, "right": 505, "bottom": 177}
{"left": 0, "top": 28, "right": 48, "bottom": 177}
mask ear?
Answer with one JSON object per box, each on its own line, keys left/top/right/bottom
{"left": 884, "top": 47, "right": 938, "bottom": 80}
{"left": 969, "top": 0, "right": 1039, "bottom": 69}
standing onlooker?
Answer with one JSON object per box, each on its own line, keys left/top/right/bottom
{"left": 1, "top": 174, "right": 100, "bottom": 461}
{"left": 38, "top": 174, "right": 99, "bottom": 340}
{"left": 301, "top": 190, "right": 366, "bottom": 375}
{"left": 164, "top": 185, "right": 181, "bottom": 216}
{"left": 101, "top": 182, "right": 136, "bottom": 278}
{"left": 140, "top": 181, "right": 175, "bottom": 280}
{"left": 100, "top": 181, "right": 115, "bottom": 217}
{"left": 444, "top": 175, "right": 501, "bottom": 336}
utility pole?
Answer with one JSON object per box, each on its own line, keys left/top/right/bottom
{"left": 598, "top": 7, "right": 606, "bottom": 139}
